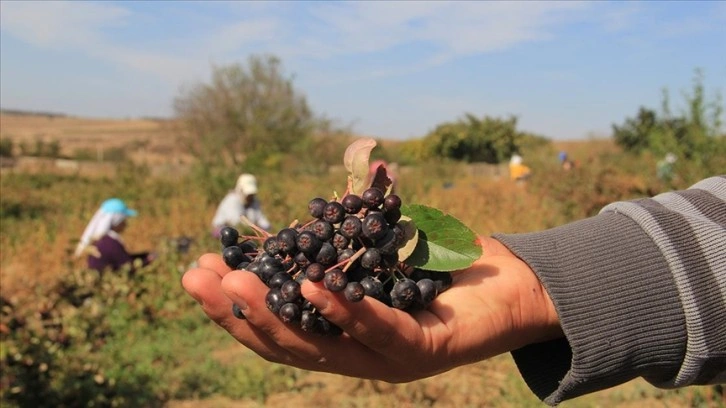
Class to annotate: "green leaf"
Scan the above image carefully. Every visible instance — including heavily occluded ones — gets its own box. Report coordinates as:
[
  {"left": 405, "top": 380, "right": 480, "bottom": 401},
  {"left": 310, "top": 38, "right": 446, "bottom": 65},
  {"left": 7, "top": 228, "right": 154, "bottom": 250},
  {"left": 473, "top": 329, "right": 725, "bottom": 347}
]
[{"left": 400, "top": 204, "right": 482, "bottom": 271}]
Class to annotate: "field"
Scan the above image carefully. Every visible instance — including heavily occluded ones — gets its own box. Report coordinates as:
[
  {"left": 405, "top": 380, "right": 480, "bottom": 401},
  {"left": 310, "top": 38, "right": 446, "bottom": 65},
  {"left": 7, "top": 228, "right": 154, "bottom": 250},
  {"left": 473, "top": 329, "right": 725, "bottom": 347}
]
[{"left": 1, "top": 114, "right": 723, "bottom": 407}]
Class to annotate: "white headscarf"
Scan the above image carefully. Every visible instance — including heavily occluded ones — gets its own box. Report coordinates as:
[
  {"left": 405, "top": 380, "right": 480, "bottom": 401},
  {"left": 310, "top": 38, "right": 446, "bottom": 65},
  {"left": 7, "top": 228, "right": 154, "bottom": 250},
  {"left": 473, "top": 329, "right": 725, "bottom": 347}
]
[{"left": 74, "top": 198, "right": 137, "bottom": 257}]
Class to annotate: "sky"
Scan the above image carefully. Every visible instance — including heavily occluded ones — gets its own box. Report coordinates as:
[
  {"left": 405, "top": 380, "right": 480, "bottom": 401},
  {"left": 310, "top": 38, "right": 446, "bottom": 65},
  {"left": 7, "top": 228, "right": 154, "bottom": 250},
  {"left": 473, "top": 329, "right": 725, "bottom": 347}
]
[{"left": 1, "top": 1, "right": 725, "bottom": 140}]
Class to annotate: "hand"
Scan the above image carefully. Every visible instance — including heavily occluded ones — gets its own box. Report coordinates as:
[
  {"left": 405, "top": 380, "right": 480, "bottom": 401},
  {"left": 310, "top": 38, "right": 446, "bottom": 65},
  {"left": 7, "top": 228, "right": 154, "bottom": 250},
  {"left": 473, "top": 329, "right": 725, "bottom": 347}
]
[{"left": 181, "top": 237, "right": 562, "bottom": 382}]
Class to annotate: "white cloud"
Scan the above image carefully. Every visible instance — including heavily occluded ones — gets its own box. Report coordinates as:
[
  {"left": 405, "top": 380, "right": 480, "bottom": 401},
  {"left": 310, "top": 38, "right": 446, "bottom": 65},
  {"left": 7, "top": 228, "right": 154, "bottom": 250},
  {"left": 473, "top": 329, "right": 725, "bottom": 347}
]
[
  {"left": 294, "top": 1, "right": 588, "bottom": 60},
  {"left": 0, "top": 1, "right": 592, "bottom": 87},
  {"left": 0, "top": 1, "right": 130, "bottom": 48},
  {"left": 0, "top": 1, "right": 203, "bottom": 86},
  {"left": 204, "top": 18, "right": 281, "bottom": 55}
]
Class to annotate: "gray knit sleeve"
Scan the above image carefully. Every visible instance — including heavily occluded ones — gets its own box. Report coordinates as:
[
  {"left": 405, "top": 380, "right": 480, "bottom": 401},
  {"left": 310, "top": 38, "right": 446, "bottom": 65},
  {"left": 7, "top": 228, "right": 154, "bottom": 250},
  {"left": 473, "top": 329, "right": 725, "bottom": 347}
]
[{"left": 492, "top": 175, "right": 726, "bottom": 405}]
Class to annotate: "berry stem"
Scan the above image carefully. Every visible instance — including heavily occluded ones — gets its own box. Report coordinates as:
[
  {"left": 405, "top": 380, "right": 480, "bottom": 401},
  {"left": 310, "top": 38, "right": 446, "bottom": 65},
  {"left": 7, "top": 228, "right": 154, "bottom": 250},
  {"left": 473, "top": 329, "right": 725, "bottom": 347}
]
[
  {"left": 342, "top": 247, "right": 367, "bottom": 272},
  {"left": 240, "top": 215, "right": 273, "bottom": 238}
]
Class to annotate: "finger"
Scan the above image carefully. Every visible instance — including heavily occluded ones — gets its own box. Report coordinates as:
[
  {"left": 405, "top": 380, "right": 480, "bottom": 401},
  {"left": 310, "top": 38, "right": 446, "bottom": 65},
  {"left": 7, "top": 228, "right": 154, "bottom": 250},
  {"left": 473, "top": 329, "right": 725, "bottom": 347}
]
[
  {"left": 300, "top": 280, "right": 444, "bottom": 364},
  {"left": 196, "top": 252, "right": 233, "bottom": 278},
  {"left": 221, "top": 271, "right": 416, "bottom": 380},
  {"left": 181, "top": 267, "right": 303, "bottom": 366}
]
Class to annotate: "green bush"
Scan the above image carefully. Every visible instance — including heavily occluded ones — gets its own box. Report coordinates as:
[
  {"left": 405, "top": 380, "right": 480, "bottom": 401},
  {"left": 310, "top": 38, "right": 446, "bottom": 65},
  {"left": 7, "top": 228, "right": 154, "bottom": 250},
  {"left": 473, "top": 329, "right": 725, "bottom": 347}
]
[
  {"left": 612, "top": 69, "right": 725, "bottom": 182},
  {"left": 0, "top": 137, "right": 14, "bottom": 157},
  {"left": 0, "top": 254, "right": 298, "bottom": 407}
]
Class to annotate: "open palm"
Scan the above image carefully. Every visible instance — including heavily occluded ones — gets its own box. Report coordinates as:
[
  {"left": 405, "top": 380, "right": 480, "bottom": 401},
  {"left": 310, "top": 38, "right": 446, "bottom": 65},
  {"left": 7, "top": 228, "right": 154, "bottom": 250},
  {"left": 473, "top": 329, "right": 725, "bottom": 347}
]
[{"left": 182, "top": 236, "right": 562, "bottom": 382}]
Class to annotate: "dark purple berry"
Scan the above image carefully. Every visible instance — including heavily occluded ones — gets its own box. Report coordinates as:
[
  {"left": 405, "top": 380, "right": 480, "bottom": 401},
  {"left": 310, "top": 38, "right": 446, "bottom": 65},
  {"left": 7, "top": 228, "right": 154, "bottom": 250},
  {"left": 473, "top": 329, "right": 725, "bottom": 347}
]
[
  {"left": 293, "top": 251, "right": 312, "bottom": 269},
  {"left": 390, "top": 278, "right": 420, "bottom": 310},
  {"left": 340, "top": 216, "right": 363, "bottom": 239},
  {"left": 305, "top": 263, "right": 325, "bottom": 282},
  {"left": 341, "top": 194, "right": 363, "bottom": 214},
  {"left": 344, "top": 282, "right": 365, "bottom": 302},
  {"left": 308, "top": 197, "right": 327, "bottom": 219},
  {"left": 238, "top": 241, "right": 258, "bottom": 256},
  {"left": 337, "top": 248, "right": 356, "bottom": 264},
  {"left": 276, "top": 228, "right": 298, "bottom": 254},
  {"left": 279, "top": 302, "right": 301, "bottom": 323},
  {"left": 259, "top": 257, "right": 284, "bottom": 282},
  {"left": 360, "top": 248, "right": 381, "bottom": 270},
  {"left": 222, "top": 246, "right": 250, "bottom": 269},
  {"left": 219, "top": 226, "right": 239, "bottom": 247},
  {"left": 383, "top": 207, "right": 401, "bottom": 225},
  {"left": 296, "top": 231, "right": 322, "bottom": 255},
  {"left": 416, "top": 278, "right": 438, "bottom": 306},
  {"left": 360, "top": 276, "right": 385, "bottom": 299},
  {"left": 331, "top": 233, "right": 350, "bottom": 250},
  {"left": 265, "top": 289, "right": 285, "bottom": 314},
  {"left": 383, "top": 194, "right": 402, "bottom": 211},
  {"left": 362, "top": 212, "right": 388, "bottom": 240},
  {"left": 246, "top": 261, "right": 262, "bottom": 278},
  {"left": 263, "top": 236, "right": 281, "bottom": 256},
  {"left": 300, "top": 310, "right": 319, "bottom": 332},
  {"left": 323, "top": 201, "right": 346, "bottom": 224},
  {"left": 410, "top": 269, "right": 453, "bottom": 294},
  {"left": 361, "top": 187, "right": 385, "bottom": 209},
  {"left": 311, "top": 219, "right": 334, "bottom": 242},
  {"left": 280, "top": 280, "right": 302, "bottom": 303},
  {"left": 375, "top": 230, "right": 398, "bottom": 256},
  {"left": 315, "top": 242, "right": 338, "bottom": 266},
  {"left": 268, "top": 271, "right": 292, "bottom": 289},
  {"left": 324, "top": 268, "right": 348, "bottom": 292}
]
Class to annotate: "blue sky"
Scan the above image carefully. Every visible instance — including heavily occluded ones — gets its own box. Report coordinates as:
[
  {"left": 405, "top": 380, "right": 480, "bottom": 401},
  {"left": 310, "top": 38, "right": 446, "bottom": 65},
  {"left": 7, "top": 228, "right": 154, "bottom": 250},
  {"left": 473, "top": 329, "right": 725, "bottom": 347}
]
[{"left": 1, "top": 1, "right": 724, "bottom": 140}]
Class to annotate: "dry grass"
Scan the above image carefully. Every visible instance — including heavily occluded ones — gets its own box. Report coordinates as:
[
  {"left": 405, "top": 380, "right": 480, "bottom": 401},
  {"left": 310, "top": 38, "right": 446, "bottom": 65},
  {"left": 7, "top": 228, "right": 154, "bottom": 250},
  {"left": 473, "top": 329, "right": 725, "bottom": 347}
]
[
  {"left": 1, "top": 116, "right": 723, "bottom": 408},
  {"left": 0, "top": 113, "right": 191, "bottom": 165}
]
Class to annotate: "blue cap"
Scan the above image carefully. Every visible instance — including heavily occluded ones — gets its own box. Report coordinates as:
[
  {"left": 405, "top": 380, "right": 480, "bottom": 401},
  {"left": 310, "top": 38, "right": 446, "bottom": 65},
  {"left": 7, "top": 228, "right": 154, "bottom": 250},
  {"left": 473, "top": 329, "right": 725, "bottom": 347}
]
[{"left": 100, "top": 198, "right": 138, "bottom": 217}]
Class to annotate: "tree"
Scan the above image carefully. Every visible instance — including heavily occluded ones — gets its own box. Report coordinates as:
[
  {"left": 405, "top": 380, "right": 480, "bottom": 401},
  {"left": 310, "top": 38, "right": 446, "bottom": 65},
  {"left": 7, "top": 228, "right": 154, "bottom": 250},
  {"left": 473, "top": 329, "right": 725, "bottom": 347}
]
[
  {"left": 612, "top": 107, "right": 658, "bottom": 153},
  {"left": 173, "top": 55, "right": 315, "bottom": 167},
  {"left": 422, "top": 114, "right": 528, "bottom": 164},
  {"left": 612, "top": 69, "right": 725, "bottom": 162}
]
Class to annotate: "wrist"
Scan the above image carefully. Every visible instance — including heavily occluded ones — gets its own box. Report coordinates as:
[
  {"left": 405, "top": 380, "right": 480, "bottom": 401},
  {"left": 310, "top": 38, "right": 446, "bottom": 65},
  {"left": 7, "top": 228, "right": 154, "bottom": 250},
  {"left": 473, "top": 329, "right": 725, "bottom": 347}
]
[{"left": 483, "top": 237, "right": 563, "bottom": 347}]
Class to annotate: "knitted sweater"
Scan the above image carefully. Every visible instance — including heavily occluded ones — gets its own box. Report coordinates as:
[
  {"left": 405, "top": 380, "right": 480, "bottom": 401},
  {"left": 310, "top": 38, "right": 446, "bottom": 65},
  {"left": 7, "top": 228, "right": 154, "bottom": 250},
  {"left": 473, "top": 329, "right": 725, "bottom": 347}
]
[{"left": 493, "top": 175, "right": 725, "bottom": 405}]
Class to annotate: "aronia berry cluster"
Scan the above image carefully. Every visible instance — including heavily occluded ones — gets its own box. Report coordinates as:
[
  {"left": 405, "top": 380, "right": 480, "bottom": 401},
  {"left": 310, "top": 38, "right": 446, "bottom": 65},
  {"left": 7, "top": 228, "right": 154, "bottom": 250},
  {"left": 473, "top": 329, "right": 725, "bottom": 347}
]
[{"left": 219, "top": 187, "right": 453, "bottom": 336}]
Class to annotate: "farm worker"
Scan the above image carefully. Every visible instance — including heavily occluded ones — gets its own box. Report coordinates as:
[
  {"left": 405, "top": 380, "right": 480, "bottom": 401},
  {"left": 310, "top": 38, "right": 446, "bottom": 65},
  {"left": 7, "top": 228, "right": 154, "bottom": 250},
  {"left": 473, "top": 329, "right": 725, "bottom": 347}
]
[
  {"left": 183, "top": 175, "right": 726, "bottom": 406},
  {"left": 508, "top": 154, "right": 531, "bottom": 182},
  {"left": 211, "top": 173, "right": 271, "bottom": 237},
  {"left": 74, "top": 198, "right": 156, "bottom": 273},
  {"left": 657, "top": 152, "right": 677, "bottom": 182}
]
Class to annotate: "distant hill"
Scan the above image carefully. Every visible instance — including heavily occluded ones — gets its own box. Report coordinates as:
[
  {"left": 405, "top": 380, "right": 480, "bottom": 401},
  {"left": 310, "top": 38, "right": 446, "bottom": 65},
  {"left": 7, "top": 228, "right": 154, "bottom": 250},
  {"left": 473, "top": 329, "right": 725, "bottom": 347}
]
[
  {"left": 0, "top": 112, "right": 189, "bottom": 166},
  {"left": 0, "top": 108, "right": 68, "bottom": 118}
]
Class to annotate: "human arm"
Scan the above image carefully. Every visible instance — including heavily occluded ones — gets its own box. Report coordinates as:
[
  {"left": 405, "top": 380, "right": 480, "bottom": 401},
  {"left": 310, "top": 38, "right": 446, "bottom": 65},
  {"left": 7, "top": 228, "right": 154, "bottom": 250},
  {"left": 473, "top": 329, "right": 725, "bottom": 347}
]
[
  {"left": 181, "top": 175, "right": 725, "bottom": 403},
  {"left": 181, "top": 237, "right": 562, "bottom": 381},
  {"left": 494, "top": 175, "right": 726, "bottom": 404},
  {"left": 245, "top": 199, "right": 271, "bottom": 231}
]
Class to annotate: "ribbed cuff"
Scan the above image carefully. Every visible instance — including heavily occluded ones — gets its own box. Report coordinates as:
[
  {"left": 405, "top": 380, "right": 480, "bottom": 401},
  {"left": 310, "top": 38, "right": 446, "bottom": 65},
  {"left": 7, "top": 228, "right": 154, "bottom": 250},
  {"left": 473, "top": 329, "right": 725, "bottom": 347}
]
[{"left": 493, "top": 212, "right": 687, "bottom": 405}]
